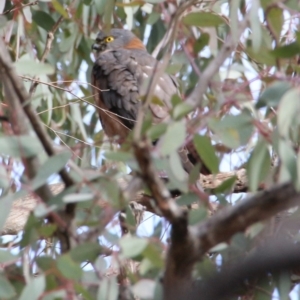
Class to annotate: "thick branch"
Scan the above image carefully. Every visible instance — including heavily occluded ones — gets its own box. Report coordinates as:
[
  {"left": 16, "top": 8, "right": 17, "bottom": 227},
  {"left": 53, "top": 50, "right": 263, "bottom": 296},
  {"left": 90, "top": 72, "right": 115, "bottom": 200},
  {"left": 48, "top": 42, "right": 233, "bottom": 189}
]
[
  {"left": 1, "top": 169, "right": 248, "bottom": 236},
  {"left": 0, "top": 38, "right": 74, "bottom": 251},
  {"left": 133, "top": 139, "right": 183, "bottom": 222},
  {"left": 0, "top": 38, "right": 53, "bottom": 220},
  {"left": 190, "top": 239, "right": 300, "bottom": 300},
  {"left": 194, "top": 182, "right": 299, "bottom": 258}
]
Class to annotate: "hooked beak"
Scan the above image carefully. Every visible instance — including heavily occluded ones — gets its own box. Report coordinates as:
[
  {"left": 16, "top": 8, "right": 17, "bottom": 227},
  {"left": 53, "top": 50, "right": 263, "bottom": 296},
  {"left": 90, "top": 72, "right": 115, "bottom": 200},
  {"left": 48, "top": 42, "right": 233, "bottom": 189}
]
[{"left": 92, "top": 43, "right": 100, "bottom": 51}]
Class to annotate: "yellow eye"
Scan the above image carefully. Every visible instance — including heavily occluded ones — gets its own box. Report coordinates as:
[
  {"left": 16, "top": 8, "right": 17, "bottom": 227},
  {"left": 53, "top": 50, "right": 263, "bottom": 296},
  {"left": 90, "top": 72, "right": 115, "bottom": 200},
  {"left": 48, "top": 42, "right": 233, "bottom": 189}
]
[{"left": 105, "top": 36, "right": 114, "bottom": 43}]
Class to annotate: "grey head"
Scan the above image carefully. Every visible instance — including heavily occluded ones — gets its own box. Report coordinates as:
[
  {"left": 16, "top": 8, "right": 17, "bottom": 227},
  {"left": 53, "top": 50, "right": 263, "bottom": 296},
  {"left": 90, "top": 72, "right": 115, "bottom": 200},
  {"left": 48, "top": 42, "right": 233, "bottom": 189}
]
[{"left": 92, "top": 28, "right": 146, "bottom": 53}]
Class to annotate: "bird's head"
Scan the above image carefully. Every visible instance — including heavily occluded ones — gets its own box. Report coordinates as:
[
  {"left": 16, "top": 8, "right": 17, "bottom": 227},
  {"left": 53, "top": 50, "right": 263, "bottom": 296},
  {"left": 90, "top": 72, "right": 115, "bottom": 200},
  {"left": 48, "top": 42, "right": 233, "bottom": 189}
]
[{"left": 92, "top": 29, "right": 146, "bottom": 53}]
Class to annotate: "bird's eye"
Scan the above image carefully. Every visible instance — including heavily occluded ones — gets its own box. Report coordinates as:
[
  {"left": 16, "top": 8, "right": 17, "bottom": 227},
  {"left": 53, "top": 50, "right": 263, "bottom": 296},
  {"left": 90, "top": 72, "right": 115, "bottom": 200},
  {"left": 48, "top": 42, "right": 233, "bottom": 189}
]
[{"left": 105, "top": 36, "right": 114, "bottom": 43}]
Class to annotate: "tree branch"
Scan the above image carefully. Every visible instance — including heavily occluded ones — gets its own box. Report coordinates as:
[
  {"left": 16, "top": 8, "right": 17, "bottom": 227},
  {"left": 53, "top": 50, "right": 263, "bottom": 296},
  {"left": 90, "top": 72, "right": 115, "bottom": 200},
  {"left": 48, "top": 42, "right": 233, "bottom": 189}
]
[
  {"left": 185, "top": 17, "right": 248, "bottom": 107},
  {"left": 0, "top": 37, "right": 75, "bottom": 252},
  {"left": 1, "top": 169, "right": 248, "bottom": 236},
  {"left": 194, "top": 182, "right": 299, "bottom": 259},
  {"left": 190, "top": 239, "right": 300, "bottom": 300}
]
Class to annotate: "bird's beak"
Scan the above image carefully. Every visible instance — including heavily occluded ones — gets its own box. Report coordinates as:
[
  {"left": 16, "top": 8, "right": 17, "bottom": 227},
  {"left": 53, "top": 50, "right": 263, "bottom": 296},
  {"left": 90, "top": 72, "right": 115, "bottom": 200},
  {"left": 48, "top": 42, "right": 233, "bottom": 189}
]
[{"left": 92, "top": 43, "right": 100, "bottom": 51}]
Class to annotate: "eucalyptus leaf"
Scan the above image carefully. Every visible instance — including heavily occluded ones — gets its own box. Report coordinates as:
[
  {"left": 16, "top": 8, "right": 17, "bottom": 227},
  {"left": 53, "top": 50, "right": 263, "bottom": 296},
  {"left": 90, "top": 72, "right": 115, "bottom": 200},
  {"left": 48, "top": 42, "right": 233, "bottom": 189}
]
[
  {"left": 97, "top": 277, "right": 118, "bottom": 300},
  {"left": 32, "top": 11, "right": 55, "bottom": 31},
  {"left": 0, "top": 136, "right": 44, "bottom": 157},
  {"left": 247, "top": 139, "right": 271, "bottom": 192},
  {"left": 193, "top": 135, "right": 219, "bottom": 174},
  {"left": 57, "top": 255, "right": 83, "bottom": 280},
  {"left": 120, "top": 236, "right": 148, "bottom": 258},
  {"left": 19, "top": 276, "right": 45, "bottom": 300},
  {"left": 161, "top": 120, "right": 186, "bottom": 155},
  {"left": 0, "top": 274, "right": 16, "bottom": 298},
  {"left": 15, "top": 60, "right": 55, "bottom": 76},
  {"left": 183, "top": 12, "right": 225, "bottom": 27}
]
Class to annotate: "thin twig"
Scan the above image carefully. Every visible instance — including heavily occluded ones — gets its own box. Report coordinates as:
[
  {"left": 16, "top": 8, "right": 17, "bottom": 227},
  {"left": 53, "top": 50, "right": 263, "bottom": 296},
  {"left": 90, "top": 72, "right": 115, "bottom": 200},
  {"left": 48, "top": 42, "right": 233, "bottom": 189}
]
[
  {"left": 0, "top": 0, "right": 38, "bottom": 16},
  {"left": 29, "top": 16, "right": 64, "bottom": 95},
  {"left": 186, "top": 17, "right": 249, "bottom": 108},
  {"left": 0, "top": 25, "right": 75, "bottom": 252}
]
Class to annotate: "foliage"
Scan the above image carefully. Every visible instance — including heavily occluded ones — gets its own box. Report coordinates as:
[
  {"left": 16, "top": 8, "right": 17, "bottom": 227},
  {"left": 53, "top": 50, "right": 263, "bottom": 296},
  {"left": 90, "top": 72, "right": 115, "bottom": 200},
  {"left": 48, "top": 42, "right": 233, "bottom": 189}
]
[{"left": 0, "top": 0, "right": 300, "bottom": 299}]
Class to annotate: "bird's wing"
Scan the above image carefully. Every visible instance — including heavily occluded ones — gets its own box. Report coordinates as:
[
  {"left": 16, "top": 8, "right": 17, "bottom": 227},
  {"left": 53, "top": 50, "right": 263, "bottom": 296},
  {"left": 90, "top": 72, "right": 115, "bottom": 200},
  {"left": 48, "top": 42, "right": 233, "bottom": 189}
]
[
  {"left": 134, "top": 51, "right": 179, "bottom": 124},
  {"left": 93, "top": 48, "right": 178, "bottom": 130}
]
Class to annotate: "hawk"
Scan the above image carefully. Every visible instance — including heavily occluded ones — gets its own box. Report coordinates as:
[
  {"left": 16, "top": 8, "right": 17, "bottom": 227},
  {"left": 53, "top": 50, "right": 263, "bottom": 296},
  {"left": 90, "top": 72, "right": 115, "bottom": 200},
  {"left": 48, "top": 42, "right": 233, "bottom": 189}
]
[{"left": 91, "top": 28, "right": 210, "bottom": 175}]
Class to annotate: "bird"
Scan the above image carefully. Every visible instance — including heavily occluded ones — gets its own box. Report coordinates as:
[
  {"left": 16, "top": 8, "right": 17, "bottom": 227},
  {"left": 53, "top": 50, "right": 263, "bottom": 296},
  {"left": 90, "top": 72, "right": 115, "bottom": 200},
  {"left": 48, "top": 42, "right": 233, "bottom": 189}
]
[{"left": 91, "top": 28, "right": 210, "bottom": 175}]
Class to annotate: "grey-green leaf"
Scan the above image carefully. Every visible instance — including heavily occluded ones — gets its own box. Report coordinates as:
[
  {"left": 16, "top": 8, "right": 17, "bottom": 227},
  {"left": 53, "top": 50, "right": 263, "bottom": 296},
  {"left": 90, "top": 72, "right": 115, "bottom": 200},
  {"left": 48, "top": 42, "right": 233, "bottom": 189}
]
[
  {"left": 19, "top": 276, "right": 45, "bottom": 300},
  {"left": 120, "top": 236, "right": 148, "bottom": 258},
  {"left": 15, "top": 60, "right": 55, "bottom": 76},
  {"left": 247, "top": 139, "right": 271, "bottom": 192},
  {"left": 193, "top": 135, "right": 219, "bottom": 174},
  {"left": 182, "top": 12, "right": 225, "bottom": 27},
  {"left": 161, "top": 120, "right": 186, "bottom": 155},
  {"left": 0, "top": 274, "right": 16, "bottom": 298}
]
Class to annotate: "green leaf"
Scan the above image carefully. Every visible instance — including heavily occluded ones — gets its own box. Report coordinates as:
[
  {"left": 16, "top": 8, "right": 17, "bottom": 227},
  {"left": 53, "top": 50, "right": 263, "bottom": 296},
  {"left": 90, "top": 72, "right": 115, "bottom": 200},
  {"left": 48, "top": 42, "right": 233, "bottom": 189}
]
[
  {"left": 63, "top": 193, "right": 94, "bottom": 203},
  {"left": 144, "top": 0, "right": 164, "bottom": 2},
  {"left": 143, "top": 243, "right": 164, "bottom": 268},
  {"left": 57, "top": 255, "right": 83, "bottom": 280},
  {"left": 208, "top": 112, "right": 253, "bottom": 149},
  {"left": 120, "top": 236, "right": 148, "bottom": 258},
  {"left": 169, "top": 151, "right": 187, "bottom": 182},
  {"left": 0, "top": 16, "right": 7, "bottom": 29},
  {"left": 279, "top": 140, "right": 297, "bottom": 185},
  {"left": 0, "top": 0, "right": 5, "bottom": 14},
  {"left": 246, "top": 44, "right": 276, "bottom": 66},
  {"left": 95, "top": 0, "right": 107, "bottom": 15},
  {"left": 52, "top": 0, "right": 69, "bottom": 18},
  {"left": 36, "top": 256, "right": 56, "bottom": 271},
  {"left": 147, "top": 12, "right": 160, "bottom": 25},
  {"left": 253, "top": 277, "right": 274, "bottom": 300},
  {"left": 20, "top": 213, "right": 41, "bottom": 248},
  {"left": 215, "top": 176, "right": 237, "bottom": 194},
  {"left": 0, "top": 190, "right": 26, "bottom": 234},
  {"left": 271, "top": 42, "right": 300, "bottom": 58},
  {"left": 152, "top": 220, "right": 162, "bottom": 238},
  {"left": 15, "top": 60, "right": 55, "bottom": 76},
  {"left": 161, "top": 120, "right": 186, "bottom": 155},
  {"left": 266, "top": 7, "right": 283, "bottom": 41},
  {"left": 177, "top": 193, "right": 198, "bottom": 206},
  {"left": 95, "top": 257, "right": 107, "bottom": 274},
  {"left": 172, "top": 102, "right": 193, "bottom": 120},
  {"left": 0, "top": 274, "right": 16, "bottom": 298},
  {"left": 19, "top": 276, "right": 45, "bottom": 300},
  {"left": 276, "top": 271, "right": 291, "bottom": 300},
  {"left": 189, "top": 206, "right": 207, "bottom": 225},
  {"left": 23, "top": 5, "right": 32, "bottom": 23},
  {"left": 0, "top": 165, "right": 9, "bottom": 189},
  {"left": 59, "top": 34, "right": 77, "bottom": 53},
  {"left": 250, "top": 0, "right": 262, "bottom": 52},
  {"left": 0, "top": 136, "right": 43, "bottom": 157},
  {"left": 38, "top": 224, "right": 57, "bottom": 237},
  {"left": 104, "top": 151, "right": 134, "bottom": 162},
  {"left": 182, "top": 12, "right": 225, "bottom": 27},
  {"left": 256, "top": 82, "right": 291, "bottom": 108},
  {"left": 31, "top": 152, "right": 71, "bottom": 190},
  {"left": 70, "top": 243, "right": 102, "bottom": 263},
  {"left": 193, "top": 33, "right": 210, "bottom": 53},
  {"left": 247, "top": 139, "right": 271, "bottom": 192},
  {"left": 32, "top": 10, "right": 55, "bottom": 31},
  {"left": 277, "top": 88, "right": 300, "bottom": 138},
  {"left": 193, "top": 135, "right": 219, "bottom": 174},
  {"left": 229, "top": 0, "right": 241, "bottom": 44},
  {"left": 97, "top": 277, "right": 118, "bottom": 300},
  {"left": 0, "top": 249, "right": 17, "bottom": 263},
  {"left": 70, "top": 103, "right": 88, "bottom": 141},
  {"left": 147, "top": 123, "right": 167, "bottom": 141},
  {"left": 132, "top": 279, "right": 156, "bottom": 299}
]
